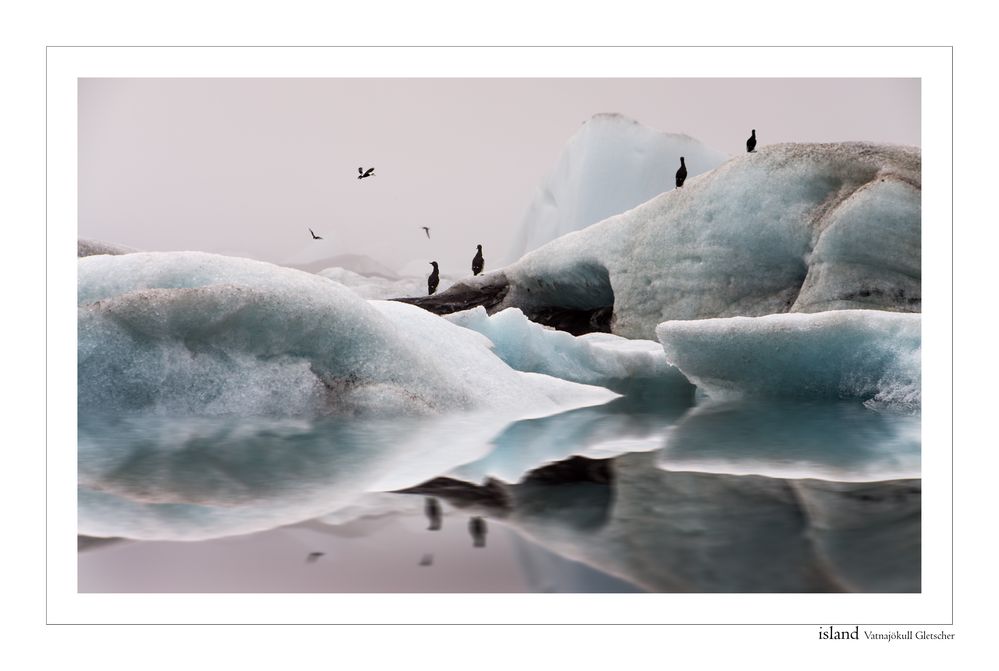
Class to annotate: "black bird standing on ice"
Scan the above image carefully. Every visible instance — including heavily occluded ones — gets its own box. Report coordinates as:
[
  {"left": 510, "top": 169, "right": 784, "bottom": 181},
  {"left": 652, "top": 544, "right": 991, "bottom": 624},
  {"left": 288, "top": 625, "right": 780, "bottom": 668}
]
[
  {"left": 471, "top": 244, "right": 484, "bottom": 276},
  {"left": 420, "top": 226, "right": 431, "bottom": 239},
  {"left": 308, "top": 228, "right": 323, "bottom": 240},
  {"left": 675, "top": 156, "right": 687, "bottom": 188},
  {"left": 358, "top": 167, "right": 375, "bottom": 179},
  {"left": 425, "top": 497, "right": 442, "bottom": 531},
  {"left": 427, "top": 261, "right": 440, "bottom": 295},
  {"left": 469, "top": 516, "right": 487, "bottom": 548},
  {"left": 747, "top": 129, "right": 757, "bottom": 153}
]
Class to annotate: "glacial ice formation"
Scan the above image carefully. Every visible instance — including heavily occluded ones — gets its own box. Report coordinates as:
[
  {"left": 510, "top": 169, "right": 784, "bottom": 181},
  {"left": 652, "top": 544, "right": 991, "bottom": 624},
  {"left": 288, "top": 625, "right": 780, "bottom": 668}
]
[
  {"left": 428, "top": 143, "right": 920, "bottom": 339},
  {"left": 506, "top": 113, "right": 728, "bottom": 262},
  {"left": 445, "top": 306, "right": 693, "bottom": 396},
  {"left": 78, "top": 238, "right": 138, "bottom": 257},
  {"left": 78, "top": 252, "right": 616, "bottom": 418},
  {"left": 656, "top": 310, "right": 920, "bottom": 405}
]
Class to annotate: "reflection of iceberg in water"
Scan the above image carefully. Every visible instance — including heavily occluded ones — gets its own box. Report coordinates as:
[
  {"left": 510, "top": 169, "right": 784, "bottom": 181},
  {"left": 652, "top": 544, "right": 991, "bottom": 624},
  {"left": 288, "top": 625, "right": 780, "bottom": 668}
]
[
  {"left": 405, "top": 452, "right": 920, "bottom": 592},
  {"left": 79, "top": 412, "right": 524, "bottom": 541},
  {"left": 450, "top": 393, "right": 693, "bottom": 483},
  {"left": 658, "top": 399, "right": 920, "bottom": 481}
]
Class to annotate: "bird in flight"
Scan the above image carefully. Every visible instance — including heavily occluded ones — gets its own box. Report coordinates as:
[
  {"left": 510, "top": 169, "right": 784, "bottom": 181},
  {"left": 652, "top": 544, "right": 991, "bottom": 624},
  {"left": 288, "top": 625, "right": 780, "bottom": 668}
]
[
  {"left": 358, "top": 167, "right": 375, "bottom": 179},
  {"left": 420, "top": 226, "right": 431, "bottom": 239},
  {"left": 308, "top": 228, "right": 323, "bottom": 240}
]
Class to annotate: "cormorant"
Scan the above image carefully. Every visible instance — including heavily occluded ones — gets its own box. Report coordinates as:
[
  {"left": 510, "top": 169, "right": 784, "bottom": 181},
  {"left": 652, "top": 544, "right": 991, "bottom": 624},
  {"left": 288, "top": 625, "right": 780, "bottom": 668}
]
[
  {"left": 428, "top": 261, "right": 440, "bottom": 295},
  {"left": 747, "top": 129, "right": 757, "bottom": 153},
  {"left": 358, "top": 167, "right": 375, "bottom": 179},
  {"left": 471, "top": 244, "right": 484, "bottom": 276},
  {"left": 675, "top": 156, "right": 687, "bottom": 188},
  {"left": 469, "top": 516, "right": 487, "bottom": 548},
  {"left": 308, "top": 228, "right": 323, "bottom": 240},
  {"left": 420, "top": 226, "right": 431, "bottom": 239}
]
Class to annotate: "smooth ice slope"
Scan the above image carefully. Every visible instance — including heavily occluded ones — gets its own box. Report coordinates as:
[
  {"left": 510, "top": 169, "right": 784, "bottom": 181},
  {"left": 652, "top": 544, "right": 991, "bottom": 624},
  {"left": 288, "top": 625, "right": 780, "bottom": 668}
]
[
  {"left": 78, "top": 252, "right": 616, "bottom": 418},
  {"left": 656, "top": 310, "right": 920, "bottom": 406},
  {"left": 506, "top": 114, "right": 728, "bottom": 263},
  {"left": 497, "top": 143, "right": 920, "bottom": 338},
  {"left": 446, "top": 306, "right": 692, "bottom": 396}
]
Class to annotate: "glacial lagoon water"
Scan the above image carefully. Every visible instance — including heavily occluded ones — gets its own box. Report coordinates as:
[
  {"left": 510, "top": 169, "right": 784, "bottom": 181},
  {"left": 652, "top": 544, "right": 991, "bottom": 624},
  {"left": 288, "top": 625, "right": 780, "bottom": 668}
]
[{"left": 78, "top": 394, "right": 920, "bottom": 593}]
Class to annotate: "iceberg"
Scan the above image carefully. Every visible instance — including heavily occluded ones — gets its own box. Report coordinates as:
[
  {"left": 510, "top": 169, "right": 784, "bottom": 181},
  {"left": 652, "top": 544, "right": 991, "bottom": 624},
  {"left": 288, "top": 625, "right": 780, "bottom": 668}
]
[
  {"left": 318, "top": 266, "right": 456, "bottom": 300},
  {"left": 506, "top": 113, "right": 728, "bottom": 263},
  {"left": 78, "top": 252, "right": 616, "bottom": 418},
  {"left": 656, "top": 310, "right": 920, "bottom": 406},
  {"left": 420, "top": 143, "right": 920, "bottom": 339},
  {"left": 445, "top": 306, "right": 693, "bottom": 396}
]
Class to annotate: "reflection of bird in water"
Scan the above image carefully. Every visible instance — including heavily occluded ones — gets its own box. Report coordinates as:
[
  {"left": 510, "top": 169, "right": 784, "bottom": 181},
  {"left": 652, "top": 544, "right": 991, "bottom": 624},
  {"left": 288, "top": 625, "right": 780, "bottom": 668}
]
[
  {"left": 428, "top": 261, "right": 440, "bottom": 295},
  {"left": 469, "top": 516, "right": 487, "bottom": 548},
  {"left": 306, "top": 552, "right": 325, "bottom": 563},
  {"left": 420, "top": 226, "right": 431, "bottom": 239},
  {"left": 419, "top": 553, "right": 434, "bottom": 566},
  {"left": 425, "top": 497, "right": 442, "bottom": 530}
]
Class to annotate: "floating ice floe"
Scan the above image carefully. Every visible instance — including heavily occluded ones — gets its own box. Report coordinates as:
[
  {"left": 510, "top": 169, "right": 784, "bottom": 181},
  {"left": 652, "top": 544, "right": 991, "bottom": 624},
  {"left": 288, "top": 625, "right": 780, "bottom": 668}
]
[
  {"left": 656, "top": 309, "right": 920, "bottom": 407},
  {"left": 78, "top": 252, "right": 616, "bottom": 418},
  {"left": 445, "top": 306, "right": 693, "bottom": 396}
]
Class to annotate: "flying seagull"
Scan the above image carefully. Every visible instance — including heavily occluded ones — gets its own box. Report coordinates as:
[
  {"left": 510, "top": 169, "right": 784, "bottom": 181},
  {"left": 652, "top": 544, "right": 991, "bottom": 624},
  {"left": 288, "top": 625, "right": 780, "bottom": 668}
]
[
  {"left": 308, "top": 228, "right": 323, "bottom": 240},
  {"left": 675, "top": 156, "right": 687, "bottom": 188},
  {"left": 747, "top": 129, "right": 757, "bottom": 153},
  {"left": 358, "top": 167, "right": 375, "bottom": 179},
  {"left": 420, "top": 226, "right": 431, "bottom": 239}
]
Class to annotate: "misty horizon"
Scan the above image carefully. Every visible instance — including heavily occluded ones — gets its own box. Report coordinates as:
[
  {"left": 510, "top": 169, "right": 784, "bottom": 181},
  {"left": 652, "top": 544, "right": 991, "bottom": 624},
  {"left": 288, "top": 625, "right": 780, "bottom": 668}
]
[{"left": 78, "top": 77, "right": 919, "bottom": 275}]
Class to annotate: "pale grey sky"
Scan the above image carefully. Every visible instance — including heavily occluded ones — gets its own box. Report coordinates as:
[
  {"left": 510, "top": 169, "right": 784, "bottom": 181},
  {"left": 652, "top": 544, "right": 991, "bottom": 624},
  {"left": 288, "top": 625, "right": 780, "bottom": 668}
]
[{"left": 78, "top": 78, "right": 919, "bottom": 273}]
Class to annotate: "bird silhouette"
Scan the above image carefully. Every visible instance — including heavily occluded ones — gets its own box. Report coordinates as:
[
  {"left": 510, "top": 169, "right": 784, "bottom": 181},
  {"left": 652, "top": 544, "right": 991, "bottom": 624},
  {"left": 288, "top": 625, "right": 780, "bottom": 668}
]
[
  {"left": 471, "top": 244, "right": 484, "bottom": 276},
  {"left": 469, "top": 516, "right": 487, "bottom": 548},
  {"left": 358, "top": 167, "right": 375, "bottom": 179},
  {"left": 420, "top": 226, "right": 431, "bottom": 239},
  {"left": 308, "top": 228, "right": 323, "bottom": 240},
  {"left": 675, "top": 156, "right": 687, "bottom": 188},
  {"left": 306, "top": 552, "right": 325, "bottom": 563},
  {"left": 425, "top": 497, "right": 442, "bottom": 531},
  {"left": 428, "top": 261, "right": 440, "bottom": 295},
  {"left": 747, "top": 129, "right": 757, "bottom": 153}
]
